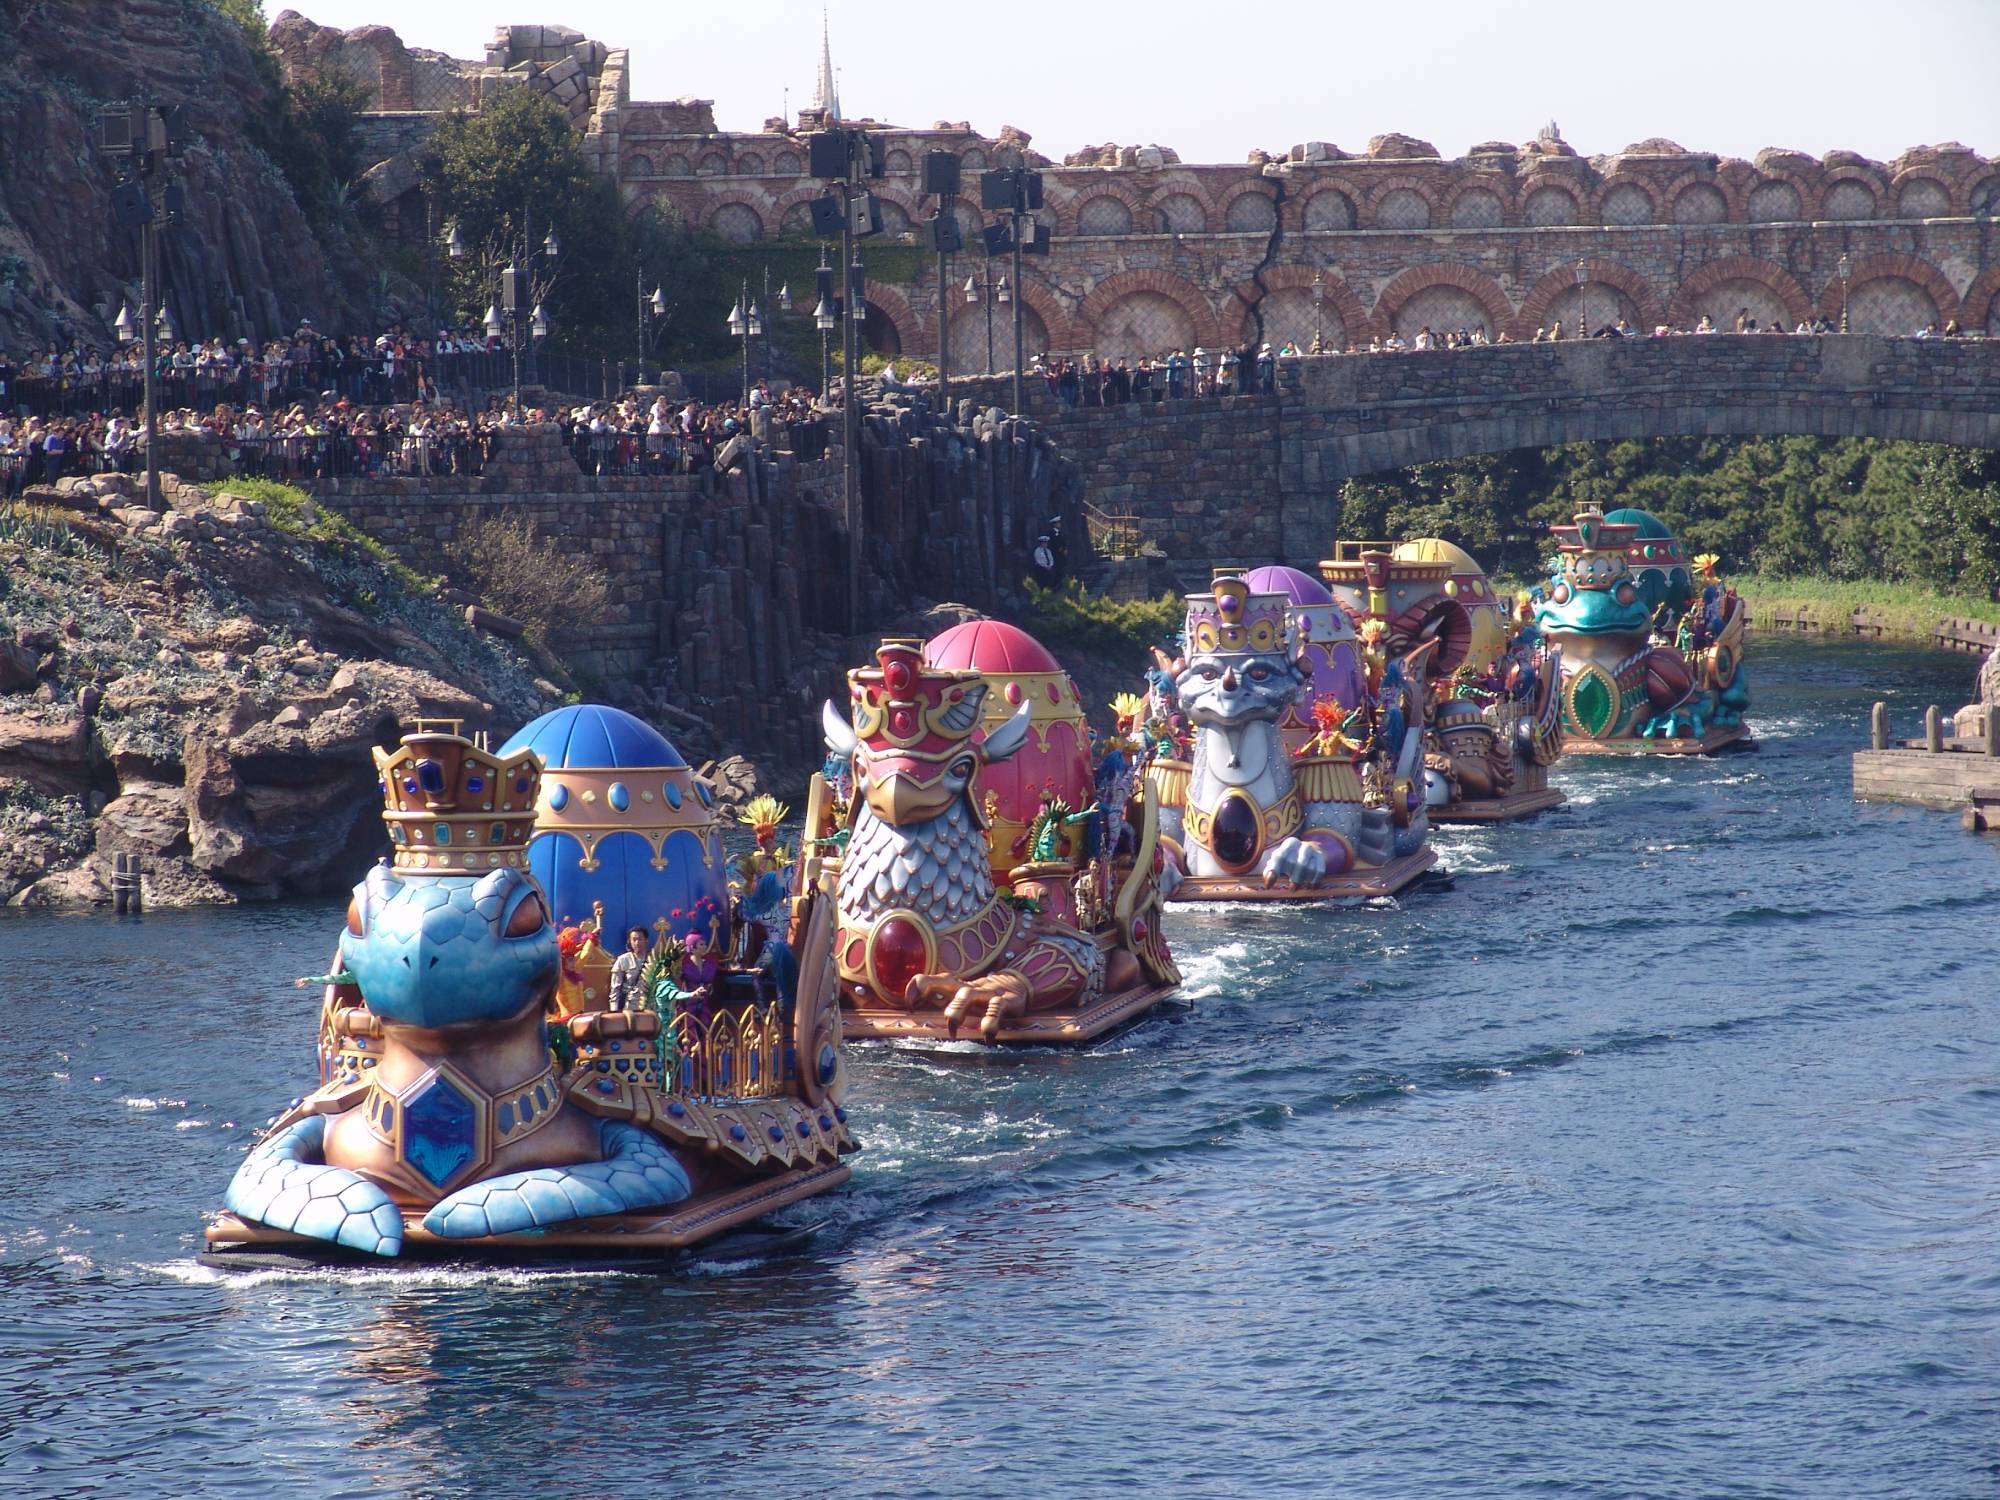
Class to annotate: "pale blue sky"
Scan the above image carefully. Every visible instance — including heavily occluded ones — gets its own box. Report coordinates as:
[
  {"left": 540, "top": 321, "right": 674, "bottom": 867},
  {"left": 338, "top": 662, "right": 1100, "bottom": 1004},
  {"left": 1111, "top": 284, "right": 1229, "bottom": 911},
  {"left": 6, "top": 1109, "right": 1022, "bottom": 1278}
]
[{"left": 277, "top": 0, "right": 2000, "bottom": 164}]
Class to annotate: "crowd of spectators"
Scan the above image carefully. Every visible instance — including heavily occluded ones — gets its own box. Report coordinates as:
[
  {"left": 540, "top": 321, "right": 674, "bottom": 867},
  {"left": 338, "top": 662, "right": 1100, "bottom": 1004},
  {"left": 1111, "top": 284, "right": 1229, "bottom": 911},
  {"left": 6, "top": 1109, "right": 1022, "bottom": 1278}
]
[{"left": 557, "top": 381, "right": 829, "bottom": 476}]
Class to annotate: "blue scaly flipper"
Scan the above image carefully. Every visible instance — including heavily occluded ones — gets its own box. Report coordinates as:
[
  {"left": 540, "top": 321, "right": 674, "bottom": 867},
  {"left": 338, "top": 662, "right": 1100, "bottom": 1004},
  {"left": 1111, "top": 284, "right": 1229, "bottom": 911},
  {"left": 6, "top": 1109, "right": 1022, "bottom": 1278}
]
[
  {"left": 223, "top": 1115, "right": 405, "bottom": 1257},
  {"left": 420, "top": 1122, "right": 692, "bottom": 1239}
]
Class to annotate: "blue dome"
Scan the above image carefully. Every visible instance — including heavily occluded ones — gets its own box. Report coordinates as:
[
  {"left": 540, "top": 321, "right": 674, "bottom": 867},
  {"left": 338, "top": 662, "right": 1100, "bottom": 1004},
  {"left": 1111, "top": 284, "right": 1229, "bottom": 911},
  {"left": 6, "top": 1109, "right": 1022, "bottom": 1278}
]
[
  {"left": 500, "top": 704, "right": 687, "bottom": 769},
  {"left": 529, "top": 830, "right": 727, "bottom": 944}
]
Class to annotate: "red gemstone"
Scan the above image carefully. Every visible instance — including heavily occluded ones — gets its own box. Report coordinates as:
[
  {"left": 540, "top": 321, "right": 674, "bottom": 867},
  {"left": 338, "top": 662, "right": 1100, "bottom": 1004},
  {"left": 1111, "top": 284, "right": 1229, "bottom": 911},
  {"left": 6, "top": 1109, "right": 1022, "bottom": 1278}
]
[
  {"left": 1132, "top": 917, "right": 1149, "bottom": 942},
  {"left": 884, "top": 657, "right": 915, "bottom": 695},
  {"left": 873, "top": 917, "right": 929, "bottom": 999},
  {"left": 889, "top": 706, "right": 917, "bottom": 738}
]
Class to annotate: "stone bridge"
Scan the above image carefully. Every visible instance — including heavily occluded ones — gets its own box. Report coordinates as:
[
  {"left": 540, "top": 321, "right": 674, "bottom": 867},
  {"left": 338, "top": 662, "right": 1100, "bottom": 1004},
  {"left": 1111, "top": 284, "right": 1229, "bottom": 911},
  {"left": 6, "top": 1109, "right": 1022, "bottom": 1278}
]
[{"left": 966, "top": 335, "right": 2000, "bottom": 572}]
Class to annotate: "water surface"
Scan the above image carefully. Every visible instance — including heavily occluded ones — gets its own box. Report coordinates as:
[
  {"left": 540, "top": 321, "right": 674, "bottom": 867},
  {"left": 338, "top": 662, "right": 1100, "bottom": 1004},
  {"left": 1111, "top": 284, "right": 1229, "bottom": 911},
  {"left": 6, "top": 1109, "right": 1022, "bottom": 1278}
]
[{"left": 2, "top": 638, "right": 1995, "bottom": 1498}]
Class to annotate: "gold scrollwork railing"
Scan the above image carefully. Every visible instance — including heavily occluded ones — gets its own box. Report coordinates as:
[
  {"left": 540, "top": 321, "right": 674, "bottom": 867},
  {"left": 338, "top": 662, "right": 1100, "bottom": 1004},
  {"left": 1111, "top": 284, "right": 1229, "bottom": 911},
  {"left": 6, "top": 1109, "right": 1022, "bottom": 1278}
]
[{"left": 660, "top": 1001, "right": 790, "bottom": 1102}]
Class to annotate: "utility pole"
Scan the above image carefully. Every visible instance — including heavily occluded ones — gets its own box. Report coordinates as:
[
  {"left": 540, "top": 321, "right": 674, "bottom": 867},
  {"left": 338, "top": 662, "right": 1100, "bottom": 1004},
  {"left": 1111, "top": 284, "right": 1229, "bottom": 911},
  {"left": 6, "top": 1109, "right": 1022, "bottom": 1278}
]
[{"left": 102, "top": 101, "right": 186, "bottom": 512}]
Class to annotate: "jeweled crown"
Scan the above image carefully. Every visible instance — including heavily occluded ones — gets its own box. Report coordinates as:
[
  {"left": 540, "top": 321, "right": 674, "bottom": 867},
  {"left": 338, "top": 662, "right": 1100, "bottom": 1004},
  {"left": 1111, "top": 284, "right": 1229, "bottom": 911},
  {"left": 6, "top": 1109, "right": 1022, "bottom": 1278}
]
[
  {"left": 1184, "top": 570, "right": 1289, "bottom": 655},
  {"left": 373, "top": 720, "right": 543, "bottom": 874},
  {"left": 847, "top": 638, "right": 987, "bottom": 758},
  {"left": 1549, "top": 504, "right": 1640, "bottom": 560}
]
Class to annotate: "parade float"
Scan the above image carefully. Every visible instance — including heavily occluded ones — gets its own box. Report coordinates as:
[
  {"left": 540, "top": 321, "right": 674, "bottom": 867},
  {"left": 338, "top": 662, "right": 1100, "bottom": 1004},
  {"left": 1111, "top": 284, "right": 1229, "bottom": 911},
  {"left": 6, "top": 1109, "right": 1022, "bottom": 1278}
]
[
  {"left": 1535, "top": 505, "right": 1752, "bottom": 754},
  {"left": 1141, "top": 568, "right": 1437, "bottom": 901},
  {"left": 797, "top": 624, "right": 1179, "bottom": 1044},
  {"left": 204, "top": 706, "right": 855, "bottom": 1267},
  {"left": 1316, "top": 541, "right": 1566, "bottom": 823}
]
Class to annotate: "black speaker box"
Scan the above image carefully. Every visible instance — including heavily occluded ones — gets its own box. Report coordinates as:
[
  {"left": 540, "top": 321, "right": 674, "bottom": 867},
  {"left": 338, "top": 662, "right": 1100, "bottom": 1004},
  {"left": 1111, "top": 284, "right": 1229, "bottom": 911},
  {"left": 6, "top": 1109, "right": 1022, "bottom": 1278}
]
[
  {"left": 1024, "top": 223, "right": 1051, "bottom": 256},
  {"left": 980, "top": 169, "right": 1016, "bottom": 212},
  {"left": 809, "top": 193, "right": 846, "bottom": 237},
  {"left": 927, "top": 213, "right": 963, "bottom": 253},
  {"left": 922, "top": 150, "right": 961, "bottom": 196},
  {"left": 982, "top": 222, "right": 1013, "bottom": 257},
  {"left": 808, "top": 130, "right": 849, "bottom": 180}
]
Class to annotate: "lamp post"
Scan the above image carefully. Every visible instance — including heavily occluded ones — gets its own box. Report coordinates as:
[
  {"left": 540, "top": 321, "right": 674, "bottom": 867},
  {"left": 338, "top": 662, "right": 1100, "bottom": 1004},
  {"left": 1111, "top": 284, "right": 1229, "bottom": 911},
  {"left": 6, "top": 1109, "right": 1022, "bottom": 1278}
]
[
  {"left": 636, "top": 274, "right": 667, "bottom": 382},
  {"left": 727, "top": 280, "right": 761, "bottom": 407},
  {"left": 964, "top": 272, "right": 998, "bottom": 375},
  {"left": 814, "top": 249, "right": 835, "bottom": 396},
  {"left": 1838, "top": 253, "right": 1851, "bottom": 334},
  {"left": 499, "top": 216, "right": 560, "bottom": 416},
  {"left": 1312, "top": 269, "right": 1325, "bottom": 352},
  {"left": 100, "top": 100, "right": 186, "bottom": 511},
  {"left": 1574, "top": 258, "right": 1589, "bottom": 339}
]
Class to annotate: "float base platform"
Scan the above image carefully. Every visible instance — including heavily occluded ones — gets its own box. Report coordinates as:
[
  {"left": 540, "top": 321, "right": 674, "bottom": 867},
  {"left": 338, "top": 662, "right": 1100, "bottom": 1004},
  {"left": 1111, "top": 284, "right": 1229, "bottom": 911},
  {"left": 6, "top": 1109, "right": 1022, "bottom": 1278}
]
[
  {"left": 1431, "top": 787, "right": 1567, "bottom": 824},
  {"left": 842, "top": 981, "right": 1178, "bottom": 1045},
  {"left": 1564, "top": 725, "right": 1752, "bottom": 756},
  {"left": 199, "top": 1161, "right": 851, "bottom": 1270},
  {"left": 1168, "top": 845, "right": 1438, "bottom": 903}
]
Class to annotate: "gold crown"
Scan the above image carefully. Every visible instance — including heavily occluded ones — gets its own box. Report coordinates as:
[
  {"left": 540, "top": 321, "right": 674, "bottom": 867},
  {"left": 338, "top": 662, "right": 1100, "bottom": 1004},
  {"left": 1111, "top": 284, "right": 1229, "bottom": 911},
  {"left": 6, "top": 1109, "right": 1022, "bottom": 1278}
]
[{"left": 373, "top": 719, "right": 543, "bottom": 875}]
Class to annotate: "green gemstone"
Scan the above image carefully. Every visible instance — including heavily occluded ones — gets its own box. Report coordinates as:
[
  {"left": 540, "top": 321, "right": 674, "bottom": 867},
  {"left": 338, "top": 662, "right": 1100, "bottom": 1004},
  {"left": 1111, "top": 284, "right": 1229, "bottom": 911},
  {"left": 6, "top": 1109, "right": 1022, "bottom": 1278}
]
[{"left": 1571, "top": 670, "right": 1617, "bottom": 738}]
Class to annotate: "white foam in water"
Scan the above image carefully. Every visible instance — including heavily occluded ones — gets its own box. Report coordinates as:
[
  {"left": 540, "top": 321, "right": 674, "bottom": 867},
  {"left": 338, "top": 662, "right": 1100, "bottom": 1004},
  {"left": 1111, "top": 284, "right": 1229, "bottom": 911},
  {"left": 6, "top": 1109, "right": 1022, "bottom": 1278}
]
[
  {"left": 123, "top": 1097, "right": 187, "bottom": 1111},
  {"left": 144, "top": 1258, "right": 642, "bottom": 1290},
  {"left": 174, "top": 1119, "right": 208, "bottom": 1130}
]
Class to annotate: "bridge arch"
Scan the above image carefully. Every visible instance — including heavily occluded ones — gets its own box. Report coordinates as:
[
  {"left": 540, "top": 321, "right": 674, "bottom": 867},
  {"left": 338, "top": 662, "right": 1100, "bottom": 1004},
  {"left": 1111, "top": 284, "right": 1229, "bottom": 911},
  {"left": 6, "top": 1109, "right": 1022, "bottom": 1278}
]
[
  {"left": 1669, "top": 256, "right": 1813, "bottom": 329},
  {"left": 1819, "top": 253, "right": 1960, "bottom": 333},
  {"left": 1373, "top": 263, "right": 1513, "bottom": 341},
  {"left": 1517, "top": 258, "right": 1665, "bottom": 336},
  {"left": 1077, "top": 269, "right": 1223, "bottom": 355},
  {"left": 1229, "top": 266, "right": 1371, "bottom": 351}
]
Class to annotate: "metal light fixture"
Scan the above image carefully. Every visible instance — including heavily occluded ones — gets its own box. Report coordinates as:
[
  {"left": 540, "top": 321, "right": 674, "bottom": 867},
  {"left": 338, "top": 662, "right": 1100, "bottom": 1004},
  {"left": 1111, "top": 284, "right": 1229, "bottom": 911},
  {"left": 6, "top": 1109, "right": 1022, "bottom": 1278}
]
[
  {"left": 542, "top": 228, "right": 561, "bottom": 258},
  {"left": 747, "top": 302, "right": 763, "bottom": 338},
  {"left": 114, "top": 302, "right": 134, "bottom": 343},
  {"left": 446, "top": 223, "right": 465, "bottom": 259},
  {"left": 650, "top": 285, "right": 667, "bottom": 318},
  {"left": 963, "top": 275, "right": 979, "bottom": 304},
  {"left": 727, "top": 298, "right": 746, "bottom": 336},
  {"left": 1574, "top": 258, "right": 1588, "bottom": 337},
  {"left": 996, "top": 276, "right": 1012, "bottom": 305},
  {"left": 814, "top": 296, "right": 836, "bottom": 331},
  {"left": 156, "top": 307, "right": 175, "bottom": 344},
  {"left": 483, "top": 303, "right": 503, "bottom": 339},
  {"left": 1838, "top": 253, "right": 1851, "bottom": 333},
  {"left": 530, "top": 304, "right": 549, "bottom": 340},
  {"left": 777, "top": 282, "right": 793, "bottom": 313}
]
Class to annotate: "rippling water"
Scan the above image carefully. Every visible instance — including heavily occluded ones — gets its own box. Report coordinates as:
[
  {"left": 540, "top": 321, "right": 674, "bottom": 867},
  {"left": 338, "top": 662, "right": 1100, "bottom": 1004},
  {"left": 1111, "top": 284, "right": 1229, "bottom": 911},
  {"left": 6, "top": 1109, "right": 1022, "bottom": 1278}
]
[{"left": 3, "top": 638, "right": 1997, "bottom": 1499}]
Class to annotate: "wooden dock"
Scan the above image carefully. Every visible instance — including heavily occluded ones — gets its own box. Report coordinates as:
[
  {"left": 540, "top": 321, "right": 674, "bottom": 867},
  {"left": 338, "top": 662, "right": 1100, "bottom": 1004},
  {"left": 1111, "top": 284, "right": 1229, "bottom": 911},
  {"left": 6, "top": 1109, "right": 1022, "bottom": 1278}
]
[
  {"left": 1851, "top": 701, "right": 2000, "bottom": 830},
  {"left": 1757, "top": 604, "right": 1999, "bottom": 657}
]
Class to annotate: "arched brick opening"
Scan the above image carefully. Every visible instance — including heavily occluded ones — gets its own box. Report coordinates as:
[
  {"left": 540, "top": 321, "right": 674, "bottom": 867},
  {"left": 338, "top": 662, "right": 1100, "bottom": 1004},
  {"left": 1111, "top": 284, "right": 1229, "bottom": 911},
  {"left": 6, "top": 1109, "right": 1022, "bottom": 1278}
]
[
  {"left": 1822, "top": 254, "right": 1960, "bottom": 333},
  {"left": 1365, "top": 177, "right": 1439, "bottom": 230},
  {"left": 1229, "top": 266, "right": 1371, "bottom": 351},
  {"left": 1299, "top": 186, "right": 1359, "bottom": 231},
  {"left": 858, "top": 282, "right": 921, "bottom": 358},
  {"left": 1746, "top": 177, "right": 1805, "bottom": 222},
  {"left": 1517, "top": 259, "right": 1665, "bottom": 337},
  {"left": 1065, "top": 184, "right": 1145, "bottom": 237},
  {"left": 702, "top": 198, "right": 767, "bottom": 242},
  {"left": 1960, "top": 266, "right": 2000, "bottom": 337},
  {"left": 1221, "top": 186, "right": 1280, "bottom": 233},
  {"left": 1815, "top": 170, "right": 1883, "bottom": 220},
  {"left": 1076, "top": 269, "right": 1222, "bottom": 352},
  {"left": 946, "top": 301, "right": 1049, "bottom": 375},
  {"left": 1894, "top": 175, "right": 1952, "bottom": 219},
  {"left": 771, "top": 185, "right": 830, "bottom": 239},
  {"left": 1148, "top": 189, "right": 1211, "bottom": 233},
  {"left": 1373, "top": 263, "right": 1513, "bottom": 342},
  {"left": 1595, "top": 179, "right": 1659, "bottom": 226},
  {"left": 1444, "top": 184, "right": 1507, "bottom": 228},
  {"left": 1520, "top": 180, "right": 1583, "bottom": 226},
  {"left": 1669, "top": 256, "right": 1813, "bottom": 328}
]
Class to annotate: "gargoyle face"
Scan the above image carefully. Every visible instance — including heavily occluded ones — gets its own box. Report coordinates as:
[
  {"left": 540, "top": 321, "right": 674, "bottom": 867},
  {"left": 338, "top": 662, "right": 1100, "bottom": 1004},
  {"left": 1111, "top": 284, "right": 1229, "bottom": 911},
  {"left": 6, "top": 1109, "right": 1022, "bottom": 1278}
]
[{"left": 1174, "top": 648, "right": 1307, "bottom": 729}]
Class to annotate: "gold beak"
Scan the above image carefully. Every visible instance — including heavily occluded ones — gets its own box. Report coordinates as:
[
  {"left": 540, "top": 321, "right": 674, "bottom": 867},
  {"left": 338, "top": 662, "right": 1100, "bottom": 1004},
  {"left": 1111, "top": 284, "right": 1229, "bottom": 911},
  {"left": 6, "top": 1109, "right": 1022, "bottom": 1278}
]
[{"left": 867, "top": 772, "right": 955, "bottom": 824}]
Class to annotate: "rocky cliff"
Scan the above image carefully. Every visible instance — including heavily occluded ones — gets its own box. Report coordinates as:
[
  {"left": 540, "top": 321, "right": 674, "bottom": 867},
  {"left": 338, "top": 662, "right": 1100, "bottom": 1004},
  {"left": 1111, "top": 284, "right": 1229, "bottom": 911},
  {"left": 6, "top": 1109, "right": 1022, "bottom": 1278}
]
[
  {"left": 0, "top": 0, "right": 367, "bottom": 353},
  {"left": 0, "top": 471, "right": 559, "bottom": 907}
]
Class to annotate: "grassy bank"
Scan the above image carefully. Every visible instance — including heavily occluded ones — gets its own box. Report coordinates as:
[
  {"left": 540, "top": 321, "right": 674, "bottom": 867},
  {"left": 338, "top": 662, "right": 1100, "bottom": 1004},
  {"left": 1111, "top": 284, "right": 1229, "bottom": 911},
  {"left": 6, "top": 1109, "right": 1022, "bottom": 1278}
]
[{"left": 1732, "top": 575, "right": 2000, "bottom": 641}]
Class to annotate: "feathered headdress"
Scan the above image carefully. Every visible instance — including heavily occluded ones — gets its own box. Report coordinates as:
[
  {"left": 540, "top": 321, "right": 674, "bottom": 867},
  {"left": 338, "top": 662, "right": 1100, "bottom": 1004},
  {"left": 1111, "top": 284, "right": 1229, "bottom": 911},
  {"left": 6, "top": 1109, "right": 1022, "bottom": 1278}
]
[
  {"left": 1693, "top": 553, "right": 1722, "bottom": 582},
  {"left": 737, "top": 794, "right": 789, "bottom": 837},
  {"left": 1110, "top": 692, "right": 1147, "bottom": 728}
]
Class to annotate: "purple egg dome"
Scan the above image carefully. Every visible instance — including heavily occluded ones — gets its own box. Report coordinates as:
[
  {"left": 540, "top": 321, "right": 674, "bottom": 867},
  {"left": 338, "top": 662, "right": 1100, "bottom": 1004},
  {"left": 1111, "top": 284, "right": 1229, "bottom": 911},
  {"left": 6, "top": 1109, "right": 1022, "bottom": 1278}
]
[{"left": 1243, "top": 564, "right": 1333, "bottom": 606}]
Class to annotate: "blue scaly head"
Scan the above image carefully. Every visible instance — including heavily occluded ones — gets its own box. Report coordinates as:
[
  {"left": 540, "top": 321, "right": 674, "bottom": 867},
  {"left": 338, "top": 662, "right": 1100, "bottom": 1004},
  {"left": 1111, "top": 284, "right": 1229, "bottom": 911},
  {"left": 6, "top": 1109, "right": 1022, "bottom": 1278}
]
[{"left": 338, "top": 863, "right": 559, "bottom": 1028}]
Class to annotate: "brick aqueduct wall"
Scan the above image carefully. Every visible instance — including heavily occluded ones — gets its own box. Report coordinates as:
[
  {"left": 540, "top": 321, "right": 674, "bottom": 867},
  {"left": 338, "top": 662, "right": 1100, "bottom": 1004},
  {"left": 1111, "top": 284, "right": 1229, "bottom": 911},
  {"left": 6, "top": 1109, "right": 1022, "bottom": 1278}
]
[
  {"left": 277, "top": 15, "right": 2000, "bottom": 368},
  {"left": 955, "top": 334, "right": 2000, "bottom": 574},
  {"left": 301, "top": 404, "right": 1081, "bottom": 765}
]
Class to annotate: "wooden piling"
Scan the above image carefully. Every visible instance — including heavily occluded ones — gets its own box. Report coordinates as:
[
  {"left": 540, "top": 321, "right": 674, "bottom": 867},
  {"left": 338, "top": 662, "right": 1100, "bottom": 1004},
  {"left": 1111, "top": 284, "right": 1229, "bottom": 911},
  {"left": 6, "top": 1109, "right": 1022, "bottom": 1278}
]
[
  {"left": 1871, "top": 701, "right": 1889, "bottom": 751},
  {"left": 112, "top": 852, "right": 142, "bottom": 914},
  {"left": 1925, "top": 706, "right": 1943, "bottom": 753},
  {"left": 1987, "top": 708, "right": 2000, "bottom": 758}
]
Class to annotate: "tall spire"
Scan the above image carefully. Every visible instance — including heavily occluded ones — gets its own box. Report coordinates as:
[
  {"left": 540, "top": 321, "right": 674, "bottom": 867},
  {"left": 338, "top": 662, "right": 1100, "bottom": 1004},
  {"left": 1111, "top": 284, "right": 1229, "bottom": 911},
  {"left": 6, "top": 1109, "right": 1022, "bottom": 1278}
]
[{"left": 815, "top": 3, "right": 840, "bottom": 121}]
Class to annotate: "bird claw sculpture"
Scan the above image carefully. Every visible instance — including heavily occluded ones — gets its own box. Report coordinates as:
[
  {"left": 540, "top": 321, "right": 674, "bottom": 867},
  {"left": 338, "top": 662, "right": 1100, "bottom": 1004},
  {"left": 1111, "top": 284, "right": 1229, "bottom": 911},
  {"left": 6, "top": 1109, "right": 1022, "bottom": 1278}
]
[
  {"left": 911, "top": 972, "right": 1032, "bottom": 1041},
  {"left": 223, "top": 1115, "right": 404, "bottom": 1257},
  {"left": 1261, "top": 835, "right": 1327, "bottom": 889},
  {"left": 422, "top": 1122, "right": 691, "bottom": 1238}
]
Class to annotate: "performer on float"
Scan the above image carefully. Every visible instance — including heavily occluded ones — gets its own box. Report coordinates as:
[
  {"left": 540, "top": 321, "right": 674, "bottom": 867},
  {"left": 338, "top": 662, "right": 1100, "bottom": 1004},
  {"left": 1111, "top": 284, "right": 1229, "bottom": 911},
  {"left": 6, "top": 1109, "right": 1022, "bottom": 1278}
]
[
  {"left": 731, "top": 795, "right": 790, "bottom": 893},
  {"left": 1534, "top": 504, "right": 1752, "bottom": 753},
  {"left": 206, "top": 708, "right": 855, "bottom": 1266},
  {"left": 1144, "top": 569, "right": 1437, "bottom": 901},
  {"left": 796, "top": 626, "right": 1178, "bottom": 1044}
]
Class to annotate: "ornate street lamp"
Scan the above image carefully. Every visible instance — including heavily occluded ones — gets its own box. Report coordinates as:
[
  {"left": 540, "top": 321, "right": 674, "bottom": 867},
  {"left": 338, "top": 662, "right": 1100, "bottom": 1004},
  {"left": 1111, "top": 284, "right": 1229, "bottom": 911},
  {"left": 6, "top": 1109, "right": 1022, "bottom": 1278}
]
[
  {"left": 542, "top": 227, "right": 561, "bottom": 259},
  {"left": 1311, "top": 269, "right": 1325, "bottom": 351},
  {"left": 114, "top": 302, "right": 134, "bottom": 343},
  {"left": 729, "top": 282, "right": 752, "bottom": 405},
  {"left": 483, "top": 303, "right": 503, "bottom": 340},
  {"left": 446, "top": 222, "right": 465, "bottom": 260},
  {"left": 1574, "top": 258, "right": 1588, "bottom": 339},
  {"left": 1838, "top": 253, "right": 1851, "bottom": 334}
]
